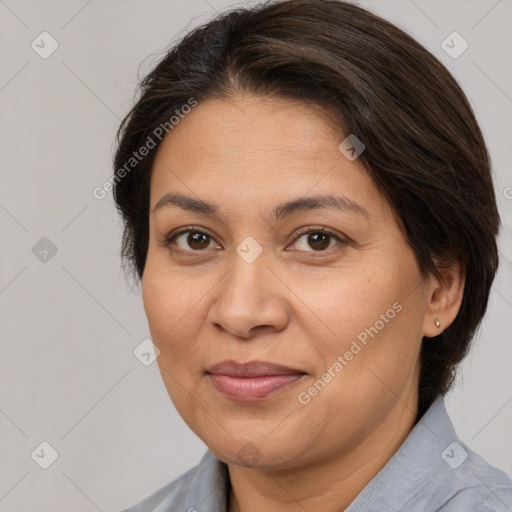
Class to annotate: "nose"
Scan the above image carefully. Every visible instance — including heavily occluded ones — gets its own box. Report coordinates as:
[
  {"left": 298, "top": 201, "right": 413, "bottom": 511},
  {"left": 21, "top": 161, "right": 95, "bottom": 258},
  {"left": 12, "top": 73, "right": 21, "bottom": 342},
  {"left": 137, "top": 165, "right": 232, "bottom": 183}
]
[{"left": 206, "top": 252, "right": 289, "bottom": 340}]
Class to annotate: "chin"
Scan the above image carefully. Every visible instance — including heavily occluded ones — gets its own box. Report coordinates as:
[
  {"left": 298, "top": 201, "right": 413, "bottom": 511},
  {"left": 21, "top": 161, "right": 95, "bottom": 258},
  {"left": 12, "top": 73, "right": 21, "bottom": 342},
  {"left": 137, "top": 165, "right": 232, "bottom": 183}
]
[{"left": 202, "top": 429, "right": 309, "bottom": 470}]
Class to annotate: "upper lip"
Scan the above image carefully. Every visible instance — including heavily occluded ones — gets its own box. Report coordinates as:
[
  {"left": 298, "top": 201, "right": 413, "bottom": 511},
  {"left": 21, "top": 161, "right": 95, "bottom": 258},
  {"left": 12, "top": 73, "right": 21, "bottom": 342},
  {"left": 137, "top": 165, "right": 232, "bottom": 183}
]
[{"left": 205, "top": 360, "right": 306, "bottom": 377}]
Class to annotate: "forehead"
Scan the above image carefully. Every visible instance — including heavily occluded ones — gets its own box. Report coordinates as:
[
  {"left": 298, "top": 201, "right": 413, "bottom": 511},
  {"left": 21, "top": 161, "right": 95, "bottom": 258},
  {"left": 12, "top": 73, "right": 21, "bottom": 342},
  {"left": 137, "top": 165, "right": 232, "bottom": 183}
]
[
  {"left": 155, "top": 95, "right": 342, "bottom": 158},
  {"left": 149, "top": 95, "right": 385, "bottom": 219}
]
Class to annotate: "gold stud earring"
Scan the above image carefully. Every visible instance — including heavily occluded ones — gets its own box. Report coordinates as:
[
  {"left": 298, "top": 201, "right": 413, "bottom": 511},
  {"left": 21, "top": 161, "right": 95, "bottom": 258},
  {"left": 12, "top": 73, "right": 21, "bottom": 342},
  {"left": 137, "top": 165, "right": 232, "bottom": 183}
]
[{"left": 435, "top": 319, "right": 441, "bottom": 328}]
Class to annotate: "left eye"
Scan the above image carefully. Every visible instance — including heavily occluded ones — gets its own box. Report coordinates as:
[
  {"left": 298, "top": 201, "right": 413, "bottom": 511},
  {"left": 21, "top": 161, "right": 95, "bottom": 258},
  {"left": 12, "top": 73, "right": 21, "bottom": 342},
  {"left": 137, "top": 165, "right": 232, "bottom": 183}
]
[{"left": 291, "top": 230, "right": 345, "bottom": 252}]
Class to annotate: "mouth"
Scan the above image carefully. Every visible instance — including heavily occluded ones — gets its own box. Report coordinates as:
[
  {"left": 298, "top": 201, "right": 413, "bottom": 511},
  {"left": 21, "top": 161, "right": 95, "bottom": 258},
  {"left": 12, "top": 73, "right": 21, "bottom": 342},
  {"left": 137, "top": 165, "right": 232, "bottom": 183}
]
[{"left": 205, "top": 360, "right": 307, "bottom": 401}]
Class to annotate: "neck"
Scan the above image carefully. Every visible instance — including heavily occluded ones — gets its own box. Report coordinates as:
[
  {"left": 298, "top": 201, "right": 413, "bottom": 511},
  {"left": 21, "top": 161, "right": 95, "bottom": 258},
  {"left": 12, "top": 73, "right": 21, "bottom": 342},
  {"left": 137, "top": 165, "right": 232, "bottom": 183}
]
[{"left": 227, "top": 392, "right": 418, "bottom": 512}]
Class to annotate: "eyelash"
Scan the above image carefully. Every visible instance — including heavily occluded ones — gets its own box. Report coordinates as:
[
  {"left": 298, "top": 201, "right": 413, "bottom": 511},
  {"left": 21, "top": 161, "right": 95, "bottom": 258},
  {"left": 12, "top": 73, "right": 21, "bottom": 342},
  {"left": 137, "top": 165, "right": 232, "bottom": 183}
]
[{"left": 158, "top": 225, "right": 348, "bottom": 256}]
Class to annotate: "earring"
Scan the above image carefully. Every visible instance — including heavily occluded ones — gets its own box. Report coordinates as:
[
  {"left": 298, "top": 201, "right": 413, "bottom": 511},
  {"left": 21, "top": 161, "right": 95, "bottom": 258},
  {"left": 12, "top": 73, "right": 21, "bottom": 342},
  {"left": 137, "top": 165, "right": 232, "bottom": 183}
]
[{"left": 435, "top": 319, "right": 441, "bottom": 328}]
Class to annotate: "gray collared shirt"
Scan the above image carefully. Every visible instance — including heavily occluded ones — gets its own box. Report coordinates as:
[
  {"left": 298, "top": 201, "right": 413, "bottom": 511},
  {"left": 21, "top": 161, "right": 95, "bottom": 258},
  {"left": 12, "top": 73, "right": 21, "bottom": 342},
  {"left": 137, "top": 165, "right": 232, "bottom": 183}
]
[{"left": 122, "top": 396, "right": 512, "bottom": 511}]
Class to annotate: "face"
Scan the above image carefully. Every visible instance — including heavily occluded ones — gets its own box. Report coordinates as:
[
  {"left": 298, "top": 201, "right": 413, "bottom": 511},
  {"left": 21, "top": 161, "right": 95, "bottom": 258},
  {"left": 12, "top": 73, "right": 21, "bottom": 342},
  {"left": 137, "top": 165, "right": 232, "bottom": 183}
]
[{"left": 142, "top": 95, "right": 433, "bottom": 470}]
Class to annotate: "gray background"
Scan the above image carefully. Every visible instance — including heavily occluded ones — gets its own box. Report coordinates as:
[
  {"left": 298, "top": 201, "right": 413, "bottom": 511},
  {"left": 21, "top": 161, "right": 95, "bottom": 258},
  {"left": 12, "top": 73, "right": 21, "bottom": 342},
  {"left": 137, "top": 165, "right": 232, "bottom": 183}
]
[{"left": 0, "top": 0, "right": 511, "bottom": 510}]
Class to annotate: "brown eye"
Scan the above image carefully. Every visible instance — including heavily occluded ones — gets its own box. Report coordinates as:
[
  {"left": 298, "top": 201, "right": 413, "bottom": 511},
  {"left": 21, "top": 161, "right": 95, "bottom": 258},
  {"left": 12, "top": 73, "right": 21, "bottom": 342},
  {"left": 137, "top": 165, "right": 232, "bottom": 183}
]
[
  {"left": 186, "top": 232, "right": 211, "bottom": 250},
  {"left": 306, "top": 232, "right": 331, "bottom": 251},
  {"left": 292, "top": 228, "right": 345, "bottom": 253},
  {"left": 168, "top": 230, "right": 218, "bottom": 251}
]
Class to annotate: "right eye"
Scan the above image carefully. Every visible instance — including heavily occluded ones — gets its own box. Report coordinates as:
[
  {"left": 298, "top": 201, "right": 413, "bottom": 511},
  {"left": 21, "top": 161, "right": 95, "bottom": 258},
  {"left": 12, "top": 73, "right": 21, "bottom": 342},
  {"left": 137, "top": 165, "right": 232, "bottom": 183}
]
[{"left": 160, "top": 227, "right": 222, "bottom": 253}]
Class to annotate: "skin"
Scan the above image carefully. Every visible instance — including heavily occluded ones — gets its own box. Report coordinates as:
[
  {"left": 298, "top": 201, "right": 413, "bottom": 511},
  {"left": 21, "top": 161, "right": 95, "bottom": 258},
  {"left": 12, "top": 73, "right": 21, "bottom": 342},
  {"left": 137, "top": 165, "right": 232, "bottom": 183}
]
[{"left": 142, "top": 94, "right": 465, "bottom": 512}]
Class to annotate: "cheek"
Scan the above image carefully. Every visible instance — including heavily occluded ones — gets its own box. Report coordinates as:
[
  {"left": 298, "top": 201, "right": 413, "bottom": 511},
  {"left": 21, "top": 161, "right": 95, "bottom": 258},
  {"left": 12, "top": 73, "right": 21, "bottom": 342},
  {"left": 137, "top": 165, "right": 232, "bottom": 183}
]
[
  {"left": 142, "top": 266, "right": 205, "bottom": 415},
  {"left": 142, "top": 270, "right": 172, "bottom": 339},
  {"left": 304, "top": 264, "right": 399, "bottom": 343},
  {"left": 142, "top": 263, "right": 204, "bottom": 355},
  {"left": 305, "top": 253, "right": 425, "bottom": 383}
]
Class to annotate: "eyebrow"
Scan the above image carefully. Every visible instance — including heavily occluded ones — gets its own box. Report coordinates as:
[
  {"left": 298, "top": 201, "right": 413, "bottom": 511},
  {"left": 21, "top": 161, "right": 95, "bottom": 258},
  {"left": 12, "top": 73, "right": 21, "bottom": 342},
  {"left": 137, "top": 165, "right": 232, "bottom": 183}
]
[{"left": 152, "top": 192, "right": 369, "bottom": 222}]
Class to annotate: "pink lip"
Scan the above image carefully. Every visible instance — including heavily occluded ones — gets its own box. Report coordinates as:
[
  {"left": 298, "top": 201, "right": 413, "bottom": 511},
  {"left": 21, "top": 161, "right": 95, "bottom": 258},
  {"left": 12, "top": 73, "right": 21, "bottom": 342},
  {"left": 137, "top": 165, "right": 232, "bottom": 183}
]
[{"left": 206, "top": 360, "right": 306, "bottom": 401}]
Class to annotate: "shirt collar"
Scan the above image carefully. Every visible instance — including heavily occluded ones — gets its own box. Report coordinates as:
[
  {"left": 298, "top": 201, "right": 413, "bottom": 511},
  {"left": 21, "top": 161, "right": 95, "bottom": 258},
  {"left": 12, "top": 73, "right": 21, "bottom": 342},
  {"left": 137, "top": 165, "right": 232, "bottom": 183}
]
[
  {"left": 345, "top": 395, "right": 458, "bottom": 511},
  {"left": 180, "top": 396, "right": 460, "bottom": 512}
]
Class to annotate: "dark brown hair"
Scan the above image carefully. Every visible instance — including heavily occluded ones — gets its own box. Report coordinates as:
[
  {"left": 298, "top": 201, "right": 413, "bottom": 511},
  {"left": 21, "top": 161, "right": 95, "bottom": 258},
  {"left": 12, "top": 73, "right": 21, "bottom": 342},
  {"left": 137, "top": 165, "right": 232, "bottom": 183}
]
[{"left": 112, "top": 0, "right": 500, "bottom": 419}]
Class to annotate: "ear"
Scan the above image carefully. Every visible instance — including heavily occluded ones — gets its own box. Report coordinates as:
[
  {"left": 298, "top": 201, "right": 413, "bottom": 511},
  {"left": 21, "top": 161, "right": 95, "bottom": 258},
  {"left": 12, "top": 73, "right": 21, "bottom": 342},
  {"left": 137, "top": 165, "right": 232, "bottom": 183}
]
[{"left": 423, "top": 258, "right": 466, "bottom": 338}]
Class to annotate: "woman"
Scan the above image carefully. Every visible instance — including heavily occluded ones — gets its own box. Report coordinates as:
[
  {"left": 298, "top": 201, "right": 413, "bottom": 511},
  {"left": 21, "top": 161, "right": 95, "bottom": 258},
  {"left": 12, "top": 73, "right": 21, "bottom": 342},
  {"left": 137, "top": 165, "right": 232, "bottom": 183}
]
[{"left": 113, "top": 0, "right": 512, "bottom": 510}]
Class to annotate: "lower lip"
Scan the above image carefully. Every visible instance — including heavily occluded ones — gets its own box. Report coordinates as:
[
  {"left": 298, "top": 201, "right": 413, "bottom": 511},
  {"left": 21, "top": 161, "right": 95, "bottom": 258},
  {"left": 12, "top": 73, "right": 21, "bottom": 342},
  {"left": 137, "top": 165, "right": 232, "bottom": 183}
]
[{"left": 207, "top": 373, "right": 305, "bottom": 401}]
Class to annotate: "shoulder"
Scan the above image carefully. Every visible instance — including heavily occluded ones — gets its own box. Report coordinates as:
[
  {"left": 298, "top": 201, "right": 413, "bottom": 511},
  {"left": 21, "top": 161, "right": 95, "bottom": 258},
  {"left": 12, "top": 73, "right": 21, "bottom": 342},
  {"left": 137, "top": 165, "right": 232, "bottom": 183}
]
[
  {"left": 119, "top": 450, "right": 228, "bottom": 512},
  {"left": 420, "top": 396, "right": 512, "bottom": 511},
  {"left": 120, "top": 465, "right": 199, "bottom": 512},
  {"left": 346, "top": 396, "right": 512, "bottom": 512},
  {"left": 434, "top": 441, "right": 512, "bottom": 512},
  {"left": 417, "top": 397, "right": 512, "bottom": 511}
]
